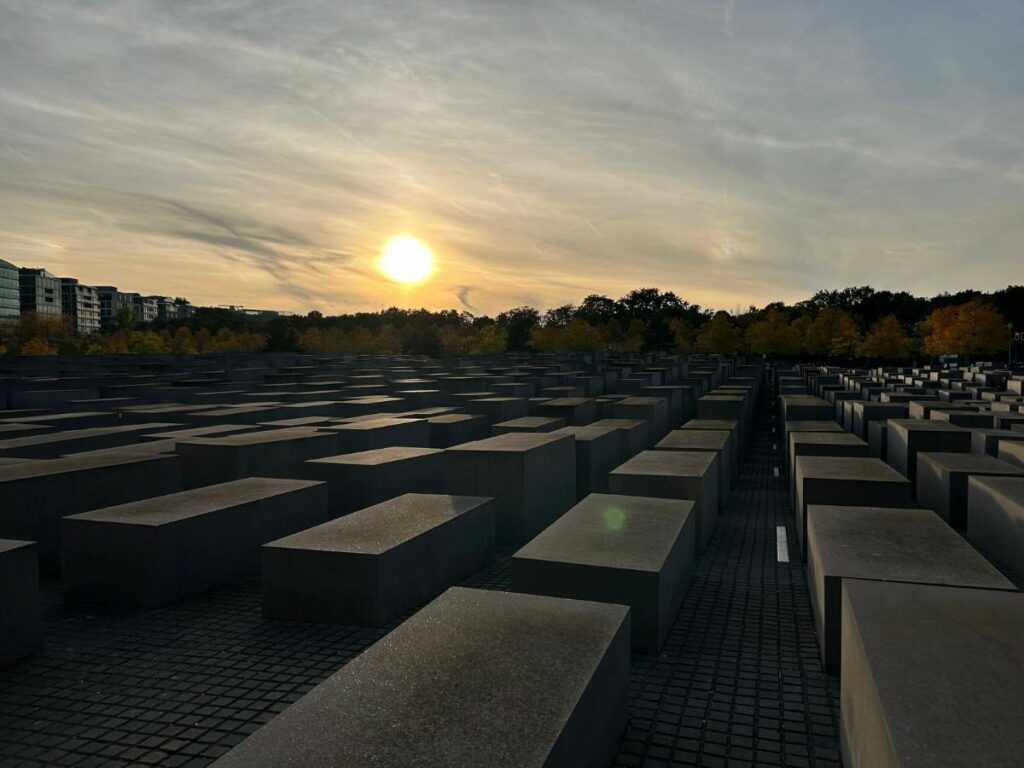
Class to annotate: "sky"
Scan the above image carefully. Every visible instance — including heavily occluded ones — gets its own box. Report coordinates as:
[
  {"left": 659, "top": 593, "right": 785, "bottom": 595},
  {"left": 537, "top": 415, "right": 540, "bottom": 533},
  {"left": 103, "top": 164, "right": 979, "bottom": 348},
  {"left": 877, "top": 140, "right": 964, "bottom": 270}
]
[{"left": 1, "top": 0, "right": 1022, "bottom": 316}]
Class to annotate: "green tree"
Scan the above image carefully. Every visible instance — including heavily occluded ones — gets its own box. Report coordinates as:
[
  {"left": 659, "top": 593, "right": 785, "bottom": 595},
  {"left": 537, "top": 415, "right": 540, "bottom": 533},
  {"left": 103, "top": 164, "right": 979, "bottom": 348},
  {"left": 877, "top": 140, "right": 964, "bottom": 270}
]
[
  {"left": 695, "top": 312, "right": 743, "bottom": 354},
  {"left": 858, "top": 315, "right": 911, "bottom": 361}
]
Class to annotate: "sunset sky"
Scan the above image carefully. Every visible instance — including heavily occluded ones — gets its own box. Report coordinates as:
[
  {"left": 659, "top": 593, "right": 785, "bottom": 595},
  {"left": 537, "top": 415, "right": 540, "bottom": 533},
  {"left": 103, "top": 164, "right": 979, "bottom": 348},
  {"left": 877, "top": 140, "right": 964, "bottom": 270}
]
[{"left": 1, "top": 1, "right": 1022, "bottom": 316}]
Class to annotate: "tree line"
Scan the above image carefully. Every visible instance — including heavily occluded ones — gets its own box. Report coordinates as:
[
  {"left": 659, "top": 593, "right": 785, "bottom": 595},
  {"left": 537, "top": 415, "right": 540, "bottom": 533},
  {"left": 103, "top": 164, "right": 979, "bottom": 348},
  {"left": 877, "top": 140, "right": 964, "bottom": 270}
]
[{"left": 1, "top": 285, "right": 1019, "bottom": 362}]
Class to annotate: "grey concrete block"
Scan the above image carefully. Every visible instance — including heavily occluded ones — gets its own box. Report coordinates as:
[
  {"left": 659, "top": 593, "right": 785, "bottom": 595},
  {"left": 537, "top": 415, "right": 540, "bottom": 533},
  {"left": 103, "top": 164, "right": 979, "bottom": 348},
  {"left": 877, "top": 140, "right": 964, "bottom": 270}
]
[
  {"left": 999, "top": 439, "right": 1024, "bottom": 469},
  {"left": 512, "top": 493, "right": 695, "bottom": 654},
  {"left": 305, "top": 446, "right": 444, "bottom": 517},
  {"left": 493, "top": 416, "right": 566, "bottom": 435},
  {"left": 177, "top": 428, "right": 342, "bottom": 487},
  {"left": 550, "top": 425, "right": 622, "bottom": 500},
  {"left": 0, "top": 539, "right": 41, "bottom": 667},
  {"left": 793, "top": 457, "right": 912, "bottom": 557},
  {"left": 655, "top": 429, "right": 735, "bottom": 506},
  {"left": 806, "top": 505, "right": 1012, "bottom": 672},
  {"left": 840, "top": 580, "right": 1024, "bottom": 768},
  {"left": 427, "top": 413, "right": 489, "bottom": 448},
  {"left": 212, "top": 587, "right": 630, "bottom": 768},
  {"left": 612, "top": 397, "right": 669, "bottom": 446},
  {"left": 328, "top": 417, "right": 429, "bottom": 453},
  {"left": 609, "top": 450, "right": 719, "bottom": 553},
  {"left": 966, "top": 475, "right": 1024, "bottom": 581},
  {"left": 0, "top": 453, "right": 182, "bottom": 573},
  {"left": 916, "top": 452, "right": 1024, "bottom": 529},
  {"left": 262, "top": 494, "right": 495, "bottom": 625},
  {"left": 886, "top": 419, "right": 972, "bottom": 486},
  {"left": 536, "top": 397, "right": 597, "bottom": 426},
  {"left": 445, "top": 433, "right": 576, "bottom": 545},
  {"left": 787, "top": 432, "right": 869, "bottom": 493},
  {"left": 850, "top": 403, "right": 907, "bottom": 440},
  {"left": 590, "top": 418, "right": 649, "bottom": 460},
  {"left": 62, "top": 478, "right": 328, "bottom": 607}
]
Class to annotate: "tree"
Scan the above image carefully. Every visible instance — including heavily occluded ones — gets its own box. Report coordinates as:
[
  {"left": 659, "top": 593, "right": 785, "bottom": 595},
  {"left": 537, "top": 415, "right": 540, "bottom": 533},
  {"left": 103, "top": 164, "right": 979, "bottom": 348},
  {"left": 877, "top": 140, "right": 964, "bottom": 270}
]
[
  {"left": 575, "top": 294, "right": 617, "bottom": 325},
  {"left": 745, "top": 308, "right": 800, "bottom": 357},
  {"left": 496, "top": 306, "right": 540, "bottom": 351},
  {"left": 695, "top": 312, "right": 743, "bottom": 354},
  {"left": 805, "top": 308, "right": 861, "bottom": 358},
  {"left": 858, "top": 315, "right": 911, "bottom": 361},
  {"left": 921, "top": 299, "right": 1007, "bottom": 358}
]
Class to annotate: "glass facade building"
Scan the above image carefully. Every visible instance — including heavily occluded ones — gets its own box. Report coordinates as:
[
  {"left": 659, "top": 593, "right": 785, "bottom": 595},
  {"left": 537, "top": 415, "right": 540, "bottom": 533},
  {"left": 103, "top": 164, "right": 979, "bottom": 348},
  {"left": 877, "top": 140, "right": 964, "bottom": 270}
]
[
  {"left": 60, "top": 278, "right": 101, "bottom": 335},
  {"left": 0, "top": 259, "right": 19, "bottom": 322},
  {"left": 19, "top": 267, "right": 63, "bottom": 320}
]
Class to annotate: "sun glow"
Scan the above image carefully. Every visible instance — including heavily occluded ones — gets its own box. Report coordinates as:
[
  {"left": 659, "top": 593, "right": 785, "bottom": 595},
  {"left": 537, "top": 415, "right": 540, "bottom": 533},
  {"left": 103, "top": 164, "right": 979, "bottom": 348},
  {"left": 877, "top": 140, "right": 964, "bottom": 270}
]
[{"left": 378, "top": 235, "right": 434, "bottom": 284}]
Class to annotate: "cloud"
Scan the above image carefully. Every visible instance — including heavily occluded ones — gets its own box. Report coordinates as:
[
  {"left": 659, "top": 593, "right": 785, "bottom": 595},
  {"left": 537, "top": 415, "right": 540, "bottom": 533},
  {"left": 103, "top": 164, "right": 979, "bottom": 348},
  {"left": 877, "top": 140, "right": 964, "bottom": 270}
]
[{"left": 1, "top": 0, "right": 1022, "bottom": 314}]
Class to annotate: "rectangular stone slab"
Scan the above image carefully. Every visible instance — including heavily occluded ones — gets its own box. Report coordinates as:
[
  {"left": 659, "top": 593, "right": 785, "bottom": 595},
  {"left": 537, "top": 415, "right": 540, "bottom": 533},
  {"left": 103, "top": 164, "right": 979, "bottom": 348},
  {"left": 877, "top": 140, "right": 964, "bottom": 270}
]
[
  {"left": 793, "top": 456, "right": 912, "bottom": 557},
  {"left": 511, "top": 493, "right": 695, "bottom": 654},
  {"left": 787, "top": 432, "right": 869, "bottom": 494},
  {"left": 536, "top": 397, "right": 597, "bottom": 426},
  {"left": 885, "top": 419, "right": 972, "bottom": 487},
  {"left": 305, "top": 446, "right": 445, "bottom": 517},
  {"left": 0, "top": 422, "right": 182, "bottom": 459},
  {"left": 550, "top": 425, "right": 622, "bottom": 500},
  {"left": 850, "top": 403, "right": 907, "bottom": 440},
  {"left": 0, "top": 539, "right": 41, "bottom": 667},
  {"left": 591, "top": 418, "right": 650, "bottom": 460},
  {"left": 966, "top": 475, "right": 1024, "bottom": 580},
  {"left": 444, "top": 432, "right": 576, "bottom": 545},
  {"left": 806, "top": 505, "right": 1013, "bottom": 672},
  {"left": 62, "top": 478, "right": 328, "bottom": 607},
  {"left": 612, "top": 397, "right": 669, "bottom": 446},
  {"left": 970, "top": 427, "right": 1024, "bottom": 457},
  {"left": 177, "top": 428, "right": 341, "bottom": 487},
  {"left": 655, "top": 429, "right": 735, "bottom": 506},
  {"left": 609, "top": 450, "right": 719, "bottom": 553},
  {"left": 263, "top": 494, "right": 495, "bottom": 625},
  {"left": 0, "top": 453, "right": 182, "bottom": 573},
  {"left": 211, "top": 587, "right": 630, "bottom": 768},
  {"left": 998, "top": 439, "right": 1024, "bottom": 469},
  {"left": 427, "top": 413, "right": 489, "bottom": 448},
  {"left": 841, "top": 580, "right": 1024, "bottom": 768},
  {"left": 327, "top": 417, "right": 429, "bottom": 453},
  {"left": 493, "top": 416, "right": 566, "bottom": 434},
  {"left": 915, "top": 452, "right": 1024, "bottom": 529}
]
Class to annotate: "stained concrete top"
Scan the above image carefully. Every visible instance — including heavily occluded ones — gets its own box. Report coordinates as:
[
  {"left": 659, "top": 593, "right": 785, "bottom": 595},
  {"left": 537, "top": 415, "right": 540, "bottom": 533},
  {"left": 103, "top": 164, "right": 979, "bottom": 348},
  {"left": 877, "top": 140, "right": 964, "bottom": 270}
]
[
  {"left": 549, "top": 425, "right": 619, "bottom": 442},
  {"left": 0, "top": 452, "right": 174, "bottom": 482},
  {"left": 612, "top": 450, "right": 716, "bottom": 478},
  {"left": 258, "top": 417, "right": 336, "bottom": 428},
  {"left": 66, "top": 440, "right": 179, "bottom": 458},
  {"left": 887, "top": 419, "right": 967, "bottom": 435},
  {"left": 0, "top": 424, "right": 52, "bottom": 436},
  {"left": 211, "top": 587, "right": 628, "bottom": 768},
  {"left": 783, "top": 421, "right": 842, "bottom": 433},
  {"left": 680, "top": 419, "right": 739, "bottom": 431},
  {"left": 0, "top": 412, "right": 110, "bottom": 425},
  {"left": 308, "top": 446, "right": 442, "bottom": 466},
  {"left": 67, "top": 478, "right": 323, "bottom": 526},
  {"left": 267, "top": 493, "right": 492, "bottom": 555},
  {"left": 656, "top": 430, "right": 728, "bottom": 451},
  {"left": 591, "top": 418, "right": 646, "bottom": 430},
  {"left": 0, "top": 538, "right": 35, "bottom": 556},
  {"left": 917, "top": 451, "right": 1024, "bottom": 475},
  {"left": 614, "top": 397, "right": 663, "bottom": 409},
  {"left": 808, "top": 505, "right": 1013, "bottom": 588},
  {"left": 448, "top": 432, "right": 571, "bottom": 454},
  {"left": 699, "top": 394, "right": 744, "bottom": 403},
  {"left": 179, "top": 428, "right": 330, "bottom": 447},
  {"left": 842, "top": 580, "right": 1024, "bottom": 766},
  {"left": 0, "top": 423, "right": 180, "bottom": 451},
  {"left": 851, "top": 402, "right": 907, "bottom": 414},
  {"left": 795, "top": 456, "right": 908, "bottom": 483},
  {"left": 789, "top": 432, "right": 867, "bottom": 448},
  {"left": 328, "top": 417, "right": 424, "bottom": 432},
  {"left": 538, "top": 397, "right": 593, "bottom": 407},
  {"left": 141, "top": 425, "right": 257, "bottom": 440},
  {"left": 495, "top": 417, "right": 564, "bottom": 430},
  {"left": 428, "top": 414, "right": 484, "bottom": 425},
  {"left": 513, "top": 493, "right": 694, "bottom": 573}
]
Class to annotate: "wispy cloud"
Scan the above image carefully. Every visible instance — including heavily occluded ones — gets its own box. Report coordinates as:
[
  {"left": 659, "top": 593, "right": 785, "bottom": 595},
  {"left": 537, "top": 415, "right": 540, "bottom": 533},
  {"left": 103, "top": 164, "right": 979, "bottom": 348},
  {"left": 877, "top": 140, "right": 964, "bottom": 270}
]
[{"left": 1, "top": 0, "right": 1022, "bottom": 314}]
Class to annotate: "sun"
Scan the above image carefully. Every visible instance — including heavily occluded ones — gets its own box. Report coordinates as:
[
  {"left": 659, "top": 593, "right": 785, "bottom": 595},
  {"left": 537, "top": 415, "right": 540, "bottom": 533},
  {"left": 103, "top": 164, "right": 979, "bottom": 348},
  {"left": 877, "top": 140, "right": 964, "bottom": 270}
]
[{"left": 378, "top": 235, "right": 434, "bottom": 284}]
